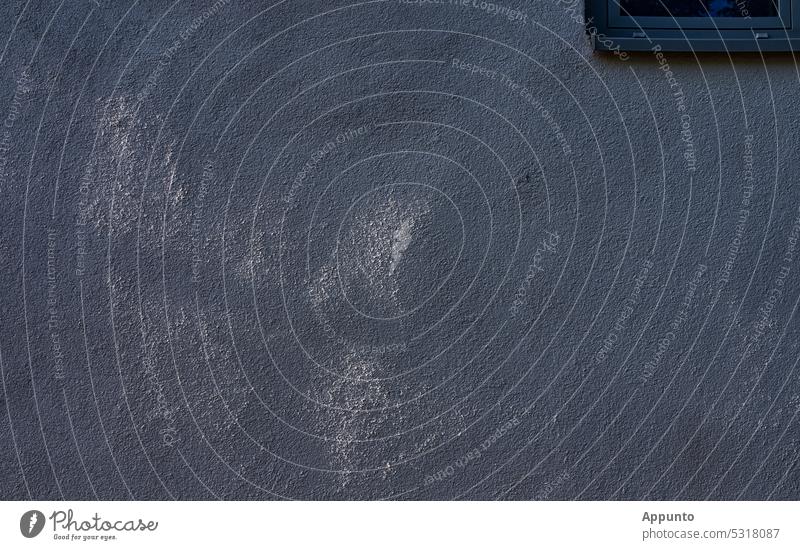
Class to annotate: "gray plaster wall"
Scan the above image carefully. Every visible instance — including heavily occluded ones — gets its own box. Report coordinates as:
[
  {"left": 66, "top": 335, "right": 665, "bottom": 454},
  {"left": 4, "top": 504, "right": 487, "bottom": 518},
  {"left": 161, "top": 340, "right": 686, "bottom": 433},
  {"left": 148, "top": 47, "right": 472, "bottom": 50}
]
[{"left": 0, "top": 0, "right": 798, "bottom": 500}]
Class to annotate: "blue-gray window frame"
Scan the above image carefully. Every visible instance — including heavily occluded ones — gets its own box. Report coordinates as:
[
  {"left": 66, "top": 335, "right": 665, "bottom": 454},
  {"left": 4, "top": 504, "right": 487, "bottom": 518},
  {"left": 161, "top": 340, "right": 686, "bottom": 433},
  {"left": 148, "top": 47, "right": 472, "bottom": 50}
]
[{"left": 586, "top": 0, "right": 800, "bottom": 51}]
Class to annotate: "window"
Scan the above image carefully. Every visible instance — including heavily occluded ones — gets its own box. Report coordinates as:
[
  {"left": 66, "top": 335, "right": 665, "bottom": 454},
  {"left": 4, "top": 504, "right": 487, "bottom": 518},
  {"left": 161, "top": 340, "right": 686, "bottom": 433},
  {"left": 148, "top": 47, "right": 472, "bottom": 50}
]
[
  {"left": 586, "top": 0, "right": 799, "bottom": 51},
  {"left": 619, "top": 0, "right": 779, "bottom": 18}
]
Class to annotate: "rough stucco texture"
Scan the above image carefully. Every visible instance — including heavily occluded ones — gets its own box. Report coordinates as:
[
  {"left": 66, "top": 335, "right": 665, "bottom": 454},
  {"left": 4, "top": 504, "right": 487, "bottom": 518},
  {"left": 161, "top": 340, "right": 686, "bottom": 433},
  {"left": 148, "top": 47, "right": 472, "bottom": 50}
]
[{"left": 0, "top": 0, "right": 799, "bottom": 500}]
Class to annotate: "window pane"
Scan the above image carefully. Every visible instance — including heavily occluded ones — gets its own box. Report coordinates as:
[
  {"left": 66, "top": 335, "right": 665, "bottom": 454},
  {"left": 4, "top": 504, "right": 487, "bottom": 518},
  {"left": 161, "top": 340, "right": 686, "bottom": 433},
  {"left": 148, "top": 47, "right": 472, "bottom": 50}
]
[{"left": 618, "top": 0, "right": 779, "bottom": 17}]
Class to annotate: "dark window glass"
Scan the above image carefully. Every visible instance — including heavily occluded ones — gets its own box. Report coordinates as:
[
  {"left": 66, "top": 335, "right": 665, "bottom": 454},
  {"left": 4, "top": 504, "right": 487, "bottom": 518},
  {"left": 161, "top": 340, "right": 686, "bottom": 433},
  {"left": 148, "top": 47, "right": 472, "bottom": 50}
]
[{"left": 619, "top": 0, "right": 779, "bottom": 17}]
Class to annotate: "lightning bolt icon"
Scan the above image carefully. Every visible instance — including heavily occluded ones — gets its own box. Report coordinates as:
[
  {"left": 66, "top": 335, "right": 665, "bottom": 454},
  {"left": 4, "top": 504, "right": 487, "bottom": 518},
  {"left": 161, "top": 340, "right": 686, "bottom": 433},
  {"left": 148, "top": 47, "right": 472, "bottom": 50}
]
[{"left": 28, "top": 512, "right": 38, "bottom": 534}]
